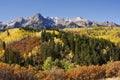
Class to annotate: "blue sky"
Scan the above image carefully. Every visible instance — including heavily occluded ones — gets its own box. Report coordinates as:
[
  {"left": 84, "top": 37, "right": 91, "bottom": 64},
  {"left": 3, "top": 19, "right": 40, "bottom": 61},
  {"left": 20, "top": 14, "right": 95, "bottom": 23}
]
[{"left": 0, "top": 0, "right": 120, "bottom": 24}]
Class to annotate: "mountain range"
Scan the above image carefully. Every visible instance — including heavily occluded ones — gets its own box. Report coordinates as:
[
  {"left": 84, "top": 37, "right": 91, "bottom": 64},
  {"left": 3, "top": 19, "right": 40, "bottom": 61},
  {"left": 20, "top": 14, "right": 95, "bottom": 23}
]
[{"left": 0, "top": 13, "right": 119, "bottom": 30}]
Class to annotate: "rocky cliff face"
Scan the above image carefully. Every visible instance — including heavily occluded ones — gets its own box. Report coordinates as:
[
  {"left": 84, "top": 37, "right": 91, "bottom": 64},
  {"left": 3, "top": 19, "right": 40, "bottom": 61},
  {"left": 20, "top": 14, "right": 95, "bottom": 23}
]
[{"left": 0, "top": 13, "right": 119, "bottom": 30}]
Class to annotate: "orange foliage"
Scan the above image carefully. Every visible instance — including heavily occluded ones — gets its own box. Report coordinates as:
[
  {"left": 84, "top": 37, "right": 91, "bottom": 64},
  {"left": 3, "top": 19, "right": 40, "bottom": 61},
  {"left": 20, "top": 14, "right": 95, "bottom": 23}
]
[
  {"left": 0, "top": 61, "right": 120, "bottom": 80},
  {"left": 105, "top": 61, "right": 120, "bottom": 77},
  {"left": 66, "top": 65, "right": 105, "bottom": 80},
  {"left": 8, "top": 37, "right": 40, "bottom": 55}
]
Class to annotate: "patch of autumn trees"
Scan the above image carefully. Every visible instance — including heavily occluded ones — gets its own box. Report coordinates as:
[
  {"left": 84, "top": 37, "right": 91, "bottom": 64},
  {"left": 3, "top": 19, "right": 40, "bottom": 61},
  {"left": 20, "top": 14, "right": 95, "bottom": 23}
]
[
  {"left": 0, "top": 61, "right": 120, "bottom": 80},
  {"left": 8, "top": 36, "right": 40, "bottom": 55}
]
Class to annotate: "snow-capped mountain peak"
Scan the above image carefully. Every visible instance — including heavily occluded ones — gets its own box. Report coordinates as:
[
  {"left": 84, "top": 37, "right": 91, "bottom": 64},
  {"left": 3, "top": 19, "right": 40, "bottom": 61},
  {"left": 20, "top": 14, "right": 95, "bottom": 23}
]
[{"left": 0, "top": 13, "right": 119, "bottom": 30}]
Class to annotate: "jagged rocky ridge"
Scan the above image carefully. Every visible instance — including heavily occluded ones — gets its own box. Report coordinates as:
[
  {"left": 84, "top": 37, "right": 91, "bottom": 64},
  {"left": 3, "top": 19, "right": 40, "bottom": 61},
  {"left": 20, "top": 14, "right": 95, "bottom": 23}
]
[{"left": 0, "top": 13, "right": 119, "bottom": 30}]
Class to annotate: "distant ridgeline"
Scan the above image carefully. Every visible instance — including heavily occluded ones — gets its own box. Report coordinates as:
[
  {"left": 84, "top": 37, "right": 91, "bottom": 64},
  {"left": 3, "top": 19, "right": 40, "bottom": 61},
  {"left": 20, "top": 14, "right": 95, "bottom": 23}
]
[{"left": 0, "top": 13, "right": 119, "bottom": 30}]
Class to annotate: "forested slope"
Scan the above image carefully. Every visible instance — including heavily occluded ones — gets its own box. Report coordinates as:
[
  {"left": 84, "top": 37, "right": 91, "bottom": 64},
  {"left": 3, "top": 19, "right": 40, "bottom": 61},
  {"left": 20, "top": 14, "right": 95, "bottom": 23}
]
[{"left": 0, "top": 27, "right": 120, "bottom": 80}]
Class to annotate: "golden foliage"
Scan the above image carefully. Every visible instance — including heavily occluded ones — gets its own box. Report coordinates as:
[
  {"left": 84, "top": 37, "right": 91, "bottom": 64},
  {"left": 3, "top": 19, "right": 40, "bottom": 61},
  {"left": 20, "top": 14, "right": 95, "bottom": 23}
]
[{"left": 63, "top": 27, "right": 120, "bottom": 45}]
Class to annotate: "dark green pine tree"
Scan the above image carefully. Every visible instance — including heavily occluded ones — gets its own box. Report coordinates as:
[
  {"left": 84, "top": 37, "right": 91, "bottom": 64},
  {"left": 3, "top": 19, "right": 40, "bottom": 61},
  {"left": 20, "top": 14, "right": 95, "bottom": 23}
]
[
  {"left": 3, "top": 41, "right": 10, "bottom": 63},
  {"left": 4, "top": 48, "right": 9, "bottom": 63},
  {"left": 2, "top": 41, "right": 6, "bottom": 50},
  {"left": 41, "top": 30, "right": 45, "bottom": 42},
  {"left": 69, "top": 35, "right": 75, "bottom": 53}
]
